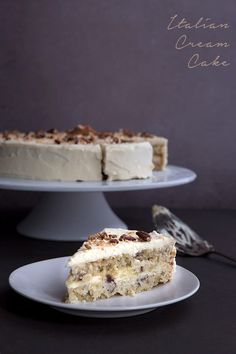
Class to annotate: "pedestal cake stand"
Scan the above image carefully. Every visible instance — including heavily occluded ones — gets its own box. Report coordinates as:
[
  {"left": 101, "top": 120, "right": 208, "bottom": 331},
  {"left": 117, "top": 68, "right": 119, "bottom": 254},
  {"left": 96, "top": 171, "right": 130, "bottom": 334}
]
[{"left": 0, "top": 165, "right": 196, "bottom": 241}]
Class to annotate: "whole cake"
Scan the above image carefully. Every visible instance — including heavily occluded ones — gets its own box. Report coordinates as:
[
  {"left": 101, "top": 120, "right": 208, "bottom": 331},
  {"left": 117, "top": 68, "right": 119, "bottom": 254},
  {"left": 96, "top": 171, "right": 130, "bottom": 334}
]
[
  {"left": 0, "top": 125, "right": 168, "bottom": 181},
  {"left": 66, "top": 228, "right": 176, "bottom": 302}
]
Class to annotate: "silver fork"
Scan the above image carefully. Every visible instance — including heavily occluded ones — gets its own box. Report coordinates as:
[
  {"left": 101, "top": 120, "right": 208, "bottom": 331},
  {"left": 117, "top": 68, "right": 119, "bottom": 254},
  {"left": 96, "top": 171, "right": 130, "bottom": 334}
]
[{"left": 152, "top": 205, "right": 236, "bottom": 263}]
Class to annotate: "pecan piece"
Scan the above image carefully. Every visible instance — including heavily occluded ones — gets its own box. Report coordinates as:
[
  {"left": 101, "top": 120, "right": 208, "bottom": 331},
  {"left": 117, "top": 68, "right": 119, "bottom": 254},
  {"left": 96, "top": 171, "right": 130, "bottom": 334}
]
[
  {"left": 69, "top": 125, "right": 97, "bottom": 136},
  {"left": 79, "top": 136, "right": 95, "bottom": 144},
  {"left": 63, "top": 134, "right": 79, "bottom": 144},
  {"left": 98, "top": 131, "right": 113, "bottom": 138},
  {"left": 35, "top": 130, "right": 46, "bottom": 138},
  {"left": 88, "top": 234, "right": 96, "bottom": 241},
  {"left": 2, "top": 131, "right": 11, "bottom": 140},
  {"left": 136, "top": 231, "right": 151, "bottom": 242},
  {"left": 106, "top": 274, "right": 114, "bottom": 283},
  {"left": 140, "top": 132, "right": 154, "bottom": 138},
  {"left": 97, "top": 231, "right": 108, "bottom": 240},
  {"left": 122, "top": 129, "right": 134, "bottom": 137},
  {"left": 105, "top": 275, "right": 116, "bottom": 292},
  {"left": 119, "top": 234, "right": 136, "bottom": 241},
  {"left": 83, "top": 242, "right": 91, "bottom": 249},
  {"left": 47, "top": 128, "right": 58, "bottom": 134},
  {"left": 109, "top": 238, "right": 118, "bottom": 244},
  {"left": 112, "top": 136, "right": 122, "bottom": 143}
]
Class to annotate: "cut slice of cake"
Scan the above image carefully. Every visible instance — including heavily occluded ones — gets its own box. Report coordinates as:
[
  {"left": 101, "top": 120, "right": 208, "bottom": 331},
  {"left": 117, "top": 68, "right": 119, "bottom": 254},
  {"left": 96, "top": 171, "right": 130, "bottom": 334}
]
[
  {"left": 66, "top": 228, "right": 176, "bottom": 302},
  {"left": 102, "top": 142, "right": 154, "bottom": 181},
  {"left": 116, "top": 130, "right": 168, "bottom": 171}
]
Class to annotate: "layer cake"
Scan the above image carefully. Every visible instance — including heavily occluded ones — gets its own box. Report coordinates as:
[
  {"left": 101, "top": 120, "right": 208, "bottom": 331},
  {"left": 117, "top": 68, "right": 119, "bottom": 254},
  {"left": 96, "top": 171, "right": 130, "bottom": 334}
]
[
  {"left": 0, "top": 125, "right": 168, "bottom": 181},
  {"left": 66, "top": 228, "right": 176, "bottom": 302}
]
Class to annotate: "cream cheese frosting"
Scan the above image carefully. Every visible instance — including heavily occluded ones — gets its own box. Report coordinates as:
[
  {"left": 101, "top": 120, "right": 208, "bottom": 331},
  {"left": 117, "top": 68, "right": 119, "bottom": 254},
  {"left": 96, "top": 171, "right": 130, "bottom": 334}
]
[
  {"left": 103, "top": 142, "right": 153, "bottom": 181},
  {"left": 0, "top": 140, "right": 102, "bottom": 181},
  {"left": 68, "top": 228, "right": 175, "bottom": 266}
]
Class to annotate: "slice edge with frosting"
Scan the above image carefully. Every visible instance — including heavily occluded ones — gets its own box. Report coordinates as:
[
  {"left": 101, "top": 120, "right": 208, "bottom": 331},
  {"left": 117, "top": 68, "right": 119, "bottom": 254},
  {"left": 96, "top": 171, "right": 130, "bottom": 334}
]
[{"left": 66, "top": 228, "right": 176, "bottom": 302}]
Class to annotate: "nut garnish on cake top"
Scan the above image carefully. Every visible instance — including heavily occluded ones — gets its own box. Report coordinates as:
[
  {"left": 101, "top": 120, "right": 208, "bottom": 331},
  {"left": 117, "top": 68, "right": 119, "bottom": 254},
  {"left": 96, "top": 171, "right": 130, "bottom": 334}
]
[
  {"left": 82, "top": 229, "right": 151, "bottom": 249},
  {"left": 66, "top": 228, "right": 176, "bottom": 302}
]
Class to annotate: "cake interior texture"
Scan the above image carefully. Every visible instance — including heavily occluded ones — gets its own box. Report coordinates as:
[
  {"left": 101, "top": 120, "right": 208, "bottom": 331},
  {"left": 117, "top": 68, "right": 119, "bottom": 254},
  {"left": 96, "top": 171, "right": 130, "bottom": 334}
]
[{"left": 66, "top": 229, "right": 176, "bottom": 303}]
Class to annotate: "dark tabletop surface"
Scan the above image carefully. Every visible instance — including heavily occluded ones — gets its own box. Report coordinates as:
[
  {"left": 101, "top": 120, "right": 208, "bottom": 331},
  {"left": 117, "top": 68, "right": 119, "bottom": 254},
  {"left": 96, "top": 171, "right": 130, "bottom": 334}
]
[{"left": 0, "top": 207, "right": 236, "bottom": 354}]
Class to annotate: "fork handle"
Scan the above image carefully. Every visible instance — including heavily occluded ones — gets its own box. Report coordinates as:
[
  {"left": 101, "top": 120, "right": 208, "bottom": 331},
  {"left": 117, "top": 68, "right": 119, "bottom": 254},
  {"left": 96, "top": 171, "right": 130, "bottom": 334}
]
[{"left": 210, "top": 251, "right": 236, "bottom": 264}]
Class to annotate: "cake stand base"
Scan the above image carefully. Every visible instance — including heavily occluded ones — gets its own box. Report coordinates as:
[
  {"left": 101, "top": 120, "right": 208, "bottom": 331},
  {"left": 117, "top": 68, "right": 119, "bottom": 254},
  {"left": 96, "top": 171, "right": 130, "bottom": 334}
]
[
  {"left": 17, "top": 192, "right": 127, "bottom": 241},
  {"left": 0, "top": 166, "right": 196, "bottom": 241}
]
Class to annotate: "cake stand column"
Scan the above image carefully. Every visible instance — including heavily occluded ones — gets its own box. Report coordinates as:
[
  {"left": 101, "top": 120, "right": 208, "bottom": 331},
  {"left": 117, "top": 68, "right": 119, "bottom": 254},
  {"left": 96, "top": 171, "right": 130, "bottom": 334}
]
[{"left": 17, "top": 192, "right": 127, "bottom": 241}]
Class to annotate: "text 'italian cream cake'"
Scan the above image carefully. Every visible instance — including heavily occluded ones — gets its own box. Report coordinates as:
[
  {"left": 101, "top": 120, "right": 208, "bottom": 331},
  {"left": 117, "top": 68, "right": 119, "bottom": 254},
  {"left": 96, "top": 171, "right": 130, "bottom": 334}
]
[{"left": 66, "top": 228, "right": 176, "bottom": 302}]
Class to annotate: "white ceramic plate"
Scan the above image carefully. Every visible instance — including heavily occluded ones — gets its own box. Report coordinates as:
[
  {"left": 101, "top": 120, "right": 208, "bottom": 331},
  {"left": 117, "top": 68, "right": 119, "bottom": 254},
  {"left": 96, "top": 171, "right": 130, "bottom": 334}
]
[{"left": 9, "top": 257, "right": 200, "bottom": 318}]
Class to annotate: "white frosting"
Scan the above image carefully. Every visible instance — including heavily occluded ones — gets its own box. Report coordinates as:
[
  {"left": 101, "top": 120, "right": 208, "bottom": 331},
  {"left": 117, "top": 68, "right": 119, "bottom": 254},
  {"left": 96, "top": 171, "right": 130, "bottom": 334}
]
[
  {"left": 0, "top": 140, "right": 102, "bottom": 181},
  {"left": 0, "top": 139, "right": 155, "bottom": 181},
  {"left": 103, "top": 142, "right": 153, "bottom": 181},
  {"left": 68, "top": 228, "right": 174, "bottom": 266}
]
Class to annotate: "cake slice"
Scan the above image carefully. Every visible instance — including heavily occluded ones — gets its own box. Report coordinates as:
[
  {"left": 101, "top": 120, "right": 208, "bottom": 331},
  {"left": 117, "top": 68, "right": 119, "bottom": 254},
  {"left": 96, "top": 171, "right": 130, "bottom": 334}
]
[
  {"left": 102, "top": 142, "right": 154, "bottom": 181},
  {"left": 66, "top": 228, "right": 176, "bottom": 302},
  {"left": 116, "top": 130, "right": 168, "bottom": 171}
]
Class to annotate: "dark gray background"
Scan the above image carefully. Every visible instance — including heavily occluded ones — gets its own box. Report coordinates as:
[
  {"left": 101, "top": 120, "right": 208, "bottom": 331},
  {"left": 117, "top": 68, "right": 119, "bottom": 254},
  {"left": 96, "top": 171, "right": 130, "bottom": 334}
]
[{"left": 0, "top": 0, "right": 235, "bottom": 210}]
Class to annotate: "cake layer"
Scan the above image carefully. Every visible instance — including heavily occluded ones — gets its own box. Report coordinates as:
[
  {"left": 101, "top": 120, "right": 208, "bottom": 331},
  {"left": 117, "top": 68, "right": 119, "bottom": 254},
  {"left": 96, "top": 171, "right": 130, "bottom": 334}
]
[
  {"left": 67, "top": 265, "right": 174, "bottom": 302},
  {"left": 66, "top": 228, "right": 176, "bottom": 302},
  {"left": 0, "top": 140, "right": 102, "bottom": 181}
]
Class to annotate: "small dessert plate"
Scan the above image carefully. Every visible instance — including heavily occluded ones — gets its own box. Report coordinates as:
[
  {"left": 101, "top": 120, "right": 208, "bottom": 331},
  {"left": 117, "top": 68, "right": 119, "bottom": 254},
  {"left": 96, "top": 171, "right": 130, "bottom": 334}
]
[{"left": 9, "top": 257, "right": 200, "bottom": 318}]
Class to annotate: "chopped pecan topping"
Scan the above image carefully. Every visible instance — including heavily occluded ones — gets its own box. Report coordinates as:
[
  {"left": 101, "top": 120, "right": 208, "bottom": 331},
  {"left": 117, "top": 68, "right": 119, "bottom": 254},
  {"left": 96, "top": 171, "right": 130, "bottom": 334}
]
[
  {"left": 69, "top": 124, "right": 97, "bottom": 136},
  {"left": 88, "top": 231, "right": 109, "bottom": 242},
  {"left": 140, "top": 132, "right": 154, "bottom": 138},
  {"left": 35, "top": 130, "right": 46, "bottom": 138},
  {"left": 83, "top": 242, "right": 92, "bottom": 249},
  {"left": 109, "top": 238, "right": 118, "bottom": 244},
  {"left": 106, "top": 274, "right": 114, "bottom": 283},
  {"left": 96, "top": 232, "right": 107, "bottom": 240},
  {"left": 121, "top": 129, "right": 135, "bottom": 137},
  {"left": 47, "top": 128, "right": 58, "bottom": 134},
  {"left": 2, "top": 131, "right": 11, "bottom": 140},
  {"left": 63, "top": 134, "right": 79, "bottom": 143},
  {"left": 79, "top": 136, "right": 95, "bottom": 143},
  {"left": 67, "top": 127, "right": 83, "bottom": 135},
  {"left": 109, "top": 234, "right": 117, "bottom": 238},
  {"left": 2, "top": 130, "right": 19, "bottom": 140},
  {"left": 119, "top": 234, "right": 136, "bottom": 241},
  {"left": 112, "top": 136, "right": 122, "bottom": 144},
  {"left": 136, "top": 230, "right": 151, "bottom": 242},
  {"left": 88, "top": 234, "right": 96, "bottom": 241},
  {"left": 62, "top": 133, "right": 94, "bottom": 144},
  {"left": 97, "top": 131, "right": 113, "bottom": 139},
  {"left": 3, "top": 130, "right": 21, "bottom": 138}
]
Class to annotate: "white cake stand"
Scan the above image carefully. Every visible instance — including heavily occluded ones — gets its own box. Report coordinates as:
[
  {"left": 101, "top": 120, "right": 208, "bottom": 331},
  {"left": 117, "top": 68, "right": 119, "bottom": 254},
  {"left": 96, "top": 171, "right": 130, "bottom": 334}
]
[{"left": 0, "top": 165, "right": 196, "bottom": 241}]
